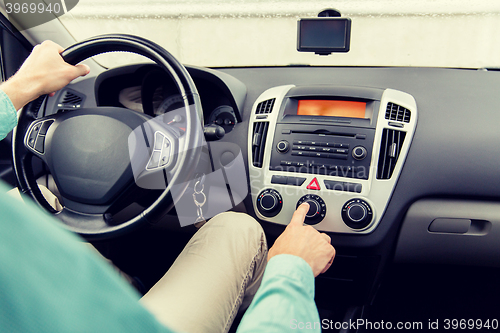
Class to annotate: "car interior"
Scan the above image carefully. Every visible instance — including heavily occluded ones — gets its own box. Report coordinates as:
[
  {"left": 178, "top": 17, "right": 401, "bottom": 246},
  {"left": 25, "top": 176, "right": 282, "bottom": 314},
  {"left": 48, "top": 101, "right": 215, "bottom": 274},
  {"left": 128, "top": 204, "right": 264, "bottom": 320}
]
[{"left": 1, "top": 1, "right": 500, "bottom": 332}]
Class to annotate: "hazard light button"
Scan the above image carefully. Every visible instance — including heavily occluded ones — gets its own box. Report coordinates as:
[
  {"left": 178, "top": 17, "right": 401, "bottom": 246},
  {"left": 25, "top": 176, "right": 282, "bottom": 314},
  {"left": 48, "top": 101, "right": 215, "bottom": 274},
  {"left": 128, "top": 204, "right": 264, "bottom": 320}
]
[{"left": 306, "top": 177, "right": 321, "bottom": 190}]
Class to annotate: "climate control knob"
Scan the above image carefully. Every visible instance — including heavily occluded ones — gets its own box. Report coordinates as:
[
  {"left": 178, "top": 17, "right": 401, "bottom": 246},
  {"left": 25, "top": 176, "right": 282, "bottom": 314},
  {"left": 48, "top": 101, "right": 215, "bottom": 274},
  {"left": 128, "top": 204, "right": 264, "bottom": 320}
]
[
  {"left": 352, "top": 146, "right": 367, "bottom": 160},
  {"left": 296, "top": 194, "right": 326, "bottom": 225},
  {"left": 342, "top": 199, "right": 373, "bottom": 229},
  {"left": 257, "top": 189, "right": 283, "bottom": 217}
]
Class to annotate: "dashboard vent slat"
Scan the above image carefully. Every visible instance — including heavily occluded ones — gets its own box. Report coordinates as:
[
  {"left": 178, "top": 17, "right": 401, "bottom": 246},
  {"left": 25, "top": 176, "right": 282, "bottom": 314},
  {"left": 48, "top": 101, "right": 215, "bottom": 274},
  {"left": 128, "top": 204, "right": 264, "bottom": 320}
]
[
  {"left": 252, "top": 122, "right": 269, "bottom": 168},
  {"left": 385, "top": 102, "right": 411, "bottom": 123},
  {"left": 377, "top": 129, "right": 406, "bottom": 179},
  {"left": 255, "top": 98, "right": 276, "bottom": 114},
  {"left": 57, "top": 89, "right": 85, "bottom": 113}
]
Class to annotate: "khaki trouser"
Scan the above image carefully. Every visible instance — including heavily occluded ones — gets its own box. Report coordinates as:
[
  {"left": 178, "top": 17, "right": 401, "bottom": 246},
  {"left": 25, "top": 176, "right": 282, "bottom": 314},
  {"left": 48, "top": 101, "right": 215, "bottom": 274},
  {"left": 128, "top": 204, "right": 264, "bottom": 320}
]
[{"left": 141, "top": 212, "right": 268, "bottom": 333}]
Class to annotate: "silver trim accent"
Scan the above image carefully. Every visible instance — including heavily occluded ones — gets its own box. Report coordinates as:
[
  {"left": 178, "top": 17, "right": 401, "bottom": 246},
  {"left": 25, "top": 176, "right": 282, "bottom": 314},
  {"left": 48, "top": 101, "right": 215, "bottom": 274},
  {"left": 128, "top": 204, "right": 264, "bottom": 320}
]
[
  {"left": 146, "top": 131, "right": 172, "bottom": 170},
  {"left": 248, "top": 86, "right": 418, "bottom": 234}
]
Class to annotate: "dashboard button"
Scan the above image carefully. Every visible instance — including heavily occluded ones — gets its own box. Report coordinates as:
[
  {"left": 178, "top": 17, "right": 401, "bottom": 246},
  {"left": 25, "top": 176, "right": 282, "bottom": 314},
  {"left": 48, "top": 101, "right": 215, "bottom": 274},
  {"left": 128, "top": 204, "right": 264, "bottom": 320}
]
[
  {"left": 342, "top": 199, "right": 373, "bottom": 229},
  {"left": 291, "top": 151, "right": 307, "bottom": 157},
  {"left": 328, "top": 153, "right": 348, "bottom": 160},
  {"left": 257, "top": 189, "right": 283, "bottom": 217},
  {"left": 333, "top": 148, "right": 349, "bottom": 154},
  {"left": 271, "top": 175, "right": 288, "bottom": 184},
  {"left": 287, "top": 177, "right": 306, "bottom": 186},
  {"left": 296, "top": 194, "right": 326, "bottom": 225},
  {"left": 352, "top": 146, "right": 368, "bottom": 160},
  {"left": 306, "top": 177, "right": 321, "bottom": 190},
  {"left": 276, "top": 140, "right": 290, "bottom": 153}
]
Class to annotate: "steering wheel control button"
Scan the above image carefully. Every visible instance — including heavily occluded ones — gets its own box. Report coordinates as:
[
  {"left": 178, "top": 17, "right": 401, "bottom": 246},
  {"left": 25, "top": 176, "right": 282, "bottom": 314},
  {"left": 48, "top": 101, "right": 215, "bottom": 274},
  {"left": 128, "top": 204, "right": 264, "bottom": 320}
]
[
  {"left": 34, "top": 136, "right": 45, "bottom": 154},
  {"left": 147, "top": 151, "right": 161, "bottom": 169},
  {"left": 296, "top": 194, "right": 326, "bottom": 225},
  {"left": 306, "top": 177, "right": 321, "bottom": 190},
  {"left": 26, "top": 120, "right": 55, "bottom": 153},
  {"left": 28, "top": 130, "right": 37, "bottom": 148},
  {"left": 352, "top": 146, "right": 368, "bottom": 160},
  {"left": 39, "top": 120, "right": 54, "bottom": 135},
  {"left": 257, "top": 189, "right": 283, "bottom": 217},
  {"left": 342, "top": 199, "right": 373, "bottom": 230},
  {"left": 154, "top": 132, "right": 164, "bottom": 150},
  {"left": 276, "top": 140, "right": 290, "bottom": 153},
  {"left": 146, "top": 131, "right": 173, "bottom": 170}
]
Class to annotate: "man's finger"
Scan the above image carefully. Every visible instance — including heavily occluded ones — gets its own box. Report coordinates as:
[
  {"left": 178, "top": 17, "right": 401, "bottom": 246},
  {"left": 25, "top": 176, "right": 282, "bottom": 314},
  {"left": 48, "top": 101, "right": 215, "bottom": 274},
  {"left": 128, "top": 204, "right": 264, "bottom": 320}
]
[
  {"left": 321, "top": 247, "right": 336, "bottom": 274},
  {"left": 288, "top": 203, "right": 309, "bottom": 227},
  {"left": 321, "top": 233, "right": 331, "bottom": 244},
  {"left": 75, "top": 64, "right": 91, "bottom": 77}
]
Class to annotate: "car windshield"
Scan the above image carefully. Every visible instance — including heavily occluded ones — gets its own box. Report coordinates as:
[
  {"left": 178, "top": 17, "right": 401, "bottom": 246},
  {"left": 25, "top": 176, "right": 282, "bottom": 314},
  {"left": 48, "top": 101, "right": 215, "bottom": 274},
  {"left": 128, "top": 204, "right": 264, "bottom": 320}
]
[{"left": 59, "top": 0, "right": 500, "bottom": 69}]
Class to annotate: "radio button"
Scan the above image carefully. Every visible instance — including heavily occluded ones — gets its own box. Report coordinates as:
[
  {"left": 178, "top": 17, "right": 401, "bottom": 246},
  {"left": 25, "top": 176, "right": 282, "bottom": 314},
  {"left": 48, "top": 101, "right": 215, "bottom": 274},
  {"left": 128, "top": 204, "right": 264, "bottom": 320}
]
[
  {"left": 321, "top": 147, "right": 333, "bottom": 153},
  {"left": 311, "top": 152, "right": 325, "bottom": 158},
  {"left": 280, "top": 161, "right": 293, "bottom": 166},
  {"left": 307, "top": 146, "right": 319, "bottom": 151},
  {"left": 333, "top": 148, "right": 349, "bottom": 154},
  {"left": 334, "top": 143, "right": 350, "bottom": 149},
  {"left": 352, "top": 146, "right": 368, "bottom": 160},
  {"left": 340, "top": 166, "right": 353, "bottom": 173},
  {"left": 328, "top": 153, "right": 348, "bottom": 160},
  {"left": 276, "top": 140, "right": 290, "bottom": 153},
  {"left": 291, "top": 151, "right": 307, "bottom": 157}
]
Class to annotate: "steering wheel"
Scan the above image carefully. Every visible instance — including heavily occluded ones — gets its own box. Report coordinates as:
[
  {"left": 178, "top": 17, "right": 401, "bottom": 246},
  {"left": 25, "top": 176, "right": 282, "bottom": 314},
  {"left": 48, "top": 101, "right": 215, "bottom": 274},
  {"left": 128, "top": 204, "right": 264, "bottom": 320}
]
[{"left": 12, "top": 34, "right": 204, "bottom": 240}]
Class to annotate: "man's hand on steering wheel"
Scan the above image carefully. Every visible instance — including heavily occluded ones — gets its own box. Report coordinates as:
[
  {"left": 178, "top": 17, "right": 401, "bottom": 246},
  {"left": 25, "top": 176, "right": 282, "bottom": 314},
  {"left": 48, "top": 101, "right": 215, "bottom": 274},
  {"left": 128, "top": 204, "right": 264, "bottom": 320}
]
[{"left": 0, "top": 40, "right": 90, "bottom": 110}]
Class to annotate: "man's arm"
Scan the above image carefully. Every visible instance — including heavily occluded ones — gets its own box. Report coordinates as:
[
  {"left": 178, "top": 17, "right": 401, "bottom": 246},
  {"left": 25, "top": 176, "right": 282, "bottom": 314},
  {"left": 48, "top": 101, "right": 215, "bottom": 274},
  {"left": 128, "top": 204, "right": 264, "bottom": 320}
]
[{"left": 237, "top": 204, "right": 336, "bottom": 332}]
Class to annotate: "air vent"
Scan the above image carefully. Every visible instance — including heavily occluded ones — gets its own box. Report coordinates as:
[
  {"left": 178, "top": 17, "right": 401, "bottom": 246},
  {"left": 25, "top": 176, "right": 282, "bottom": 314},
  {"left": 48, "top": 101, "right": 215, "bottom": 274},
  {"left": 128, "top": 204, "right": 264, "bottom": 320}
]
[
  {"left": 57, "top": 89, "right": 85, "bottom": 112},
  {"left": 252, "top": 122, "right": 269, "bottom": 168},
  {"left": 377, "top": 129, "right": 406, "bottom": 179},
  {"left": 255, "top": 98, "right": 275, "bottom": 114},
  {"left": 385, "top": 102, "right": 411, "bottom": 123}
]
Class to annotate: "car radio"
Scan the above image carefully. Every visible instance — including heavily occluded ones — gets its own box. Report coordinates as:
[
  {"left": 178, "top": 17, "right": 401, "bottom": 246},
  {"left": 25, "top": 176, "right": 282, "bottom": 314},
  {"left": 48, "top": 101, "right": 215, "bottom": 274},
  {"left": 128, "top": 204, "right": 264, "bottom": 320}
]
[{"left": 248, "top": 85, "right": 417, "bottom": 234}]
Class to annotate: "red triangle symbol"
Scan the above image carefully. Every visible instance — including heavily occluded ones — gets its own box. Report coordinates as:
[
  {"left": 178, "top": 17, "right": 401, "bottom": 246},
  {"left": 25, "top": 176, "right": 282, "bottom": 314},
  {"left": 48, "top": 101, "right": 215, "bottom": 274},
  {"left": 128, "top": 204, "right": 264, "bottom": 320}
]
[{"left": 307, "top": 177, "right": 321, "bottom": 190}]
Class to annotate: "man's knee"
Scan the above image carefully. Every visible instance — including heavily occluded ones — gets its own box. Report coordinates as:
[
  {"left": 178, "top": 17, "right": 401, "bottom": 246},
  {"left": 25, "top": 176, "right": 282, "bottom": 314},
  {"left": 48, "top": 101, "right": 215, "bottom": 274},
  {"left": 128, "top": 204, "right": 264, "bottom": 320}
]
[{"left": 208, "top": 212, "right": 266, "bottom": 246}]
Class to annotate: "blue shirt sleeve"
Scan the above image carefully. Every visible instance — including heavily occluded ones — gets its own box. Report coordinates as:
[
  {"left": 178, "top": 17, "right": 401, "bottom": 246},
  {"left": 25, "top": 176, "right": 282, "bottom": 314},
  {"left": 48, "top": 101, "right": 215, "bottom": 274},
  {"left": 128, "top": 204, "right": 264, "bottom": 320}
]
[
  {"left": 0, "top": 89, "right": 18, "bottom": 140},
  {"left": 0, "top": 181, "right": 175, "bottom": 333},
  {"left": 237, "top": 254, "right": 321, "bottom": 333}
]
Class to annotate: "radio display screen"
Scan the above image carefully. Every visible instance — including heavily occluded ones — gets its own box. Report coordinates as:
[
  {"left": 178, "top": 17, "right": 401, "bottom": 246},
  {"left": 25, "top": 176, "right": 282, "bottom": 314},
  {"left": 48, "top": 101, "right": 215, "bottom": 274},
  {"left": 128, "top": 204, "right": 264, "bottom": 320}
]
[{"left": 297, "top": 100, "right": 366, "bottom": 119}]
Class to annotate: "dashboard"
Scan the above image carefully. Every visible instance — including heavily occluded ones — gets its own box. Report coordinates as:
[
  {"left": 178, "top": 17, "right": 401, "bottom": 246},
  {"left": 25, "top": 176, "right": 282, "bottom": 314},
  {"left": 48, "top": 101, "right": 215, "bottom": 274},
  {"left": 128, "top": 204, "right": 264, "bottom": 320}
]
[
  {"left": 92, "top": 64, "right": 246, "bottom": 134},
  {"left": 43, "top": 63, "right": 500, "bottom": 305}
]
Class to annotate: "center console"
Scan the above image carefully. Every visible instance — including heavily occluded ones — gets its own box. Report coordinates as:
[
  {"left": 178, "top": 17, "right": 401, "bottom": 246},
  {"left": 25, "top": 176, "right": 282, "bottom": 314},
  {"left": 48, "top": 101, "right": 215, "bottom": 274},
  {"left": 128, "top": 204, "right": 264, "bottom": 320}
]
[{"left": 248, "top": 85, "right": 417, "bottom": 233}]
